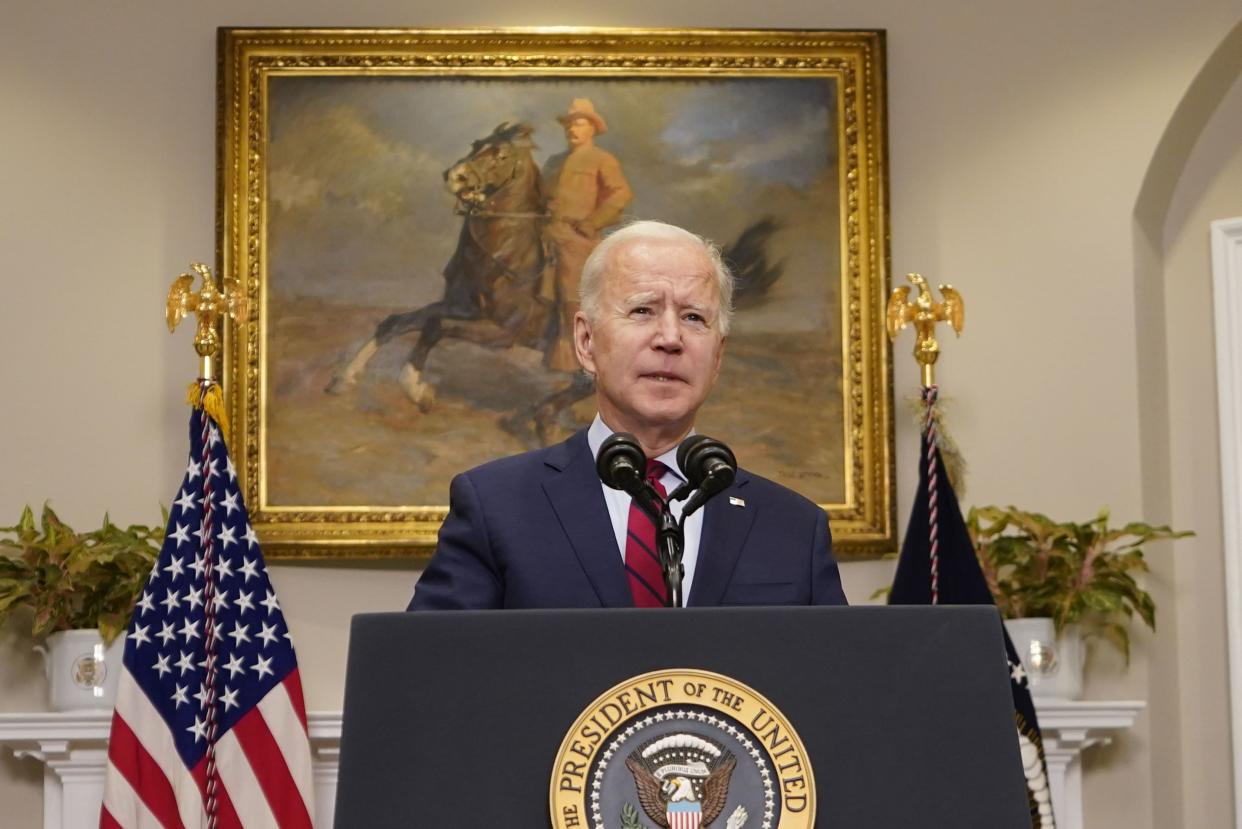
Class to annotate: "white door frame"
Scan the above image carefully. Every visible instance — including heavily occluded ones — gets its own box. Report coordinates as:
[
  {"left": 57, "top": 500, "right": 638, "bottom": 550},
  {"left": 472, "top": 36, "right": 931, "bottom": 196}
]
[{"left": 1211, "top": 216, "right": 1242, "bottom": 828}]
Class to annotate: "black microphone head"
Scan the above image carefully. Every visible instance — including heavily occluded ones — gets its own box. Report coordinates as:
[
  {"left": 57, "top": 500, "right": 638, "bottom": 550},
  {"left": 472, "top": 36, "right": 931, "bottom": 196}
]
[
  {"left": 597, "top": 432, "right": 646, "bottom": 493},
  {"left": 677, "top": 435, "right": 737, "bottom": 493},
  {"left": 676, "top": 434, "right": 711, "bottom": 479}
]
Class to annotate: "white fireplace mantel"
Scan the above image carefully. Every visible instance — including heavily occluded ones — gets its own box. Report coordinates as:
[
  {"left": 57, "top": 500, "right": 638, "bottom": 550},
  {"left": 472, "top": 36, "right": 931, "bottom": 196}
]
[
  {"left": 0, "top": 701, "right": 1142, "bottom": 829},
  {"left": 1034, "top": 700, "right": 1146, "bottom": 829}
]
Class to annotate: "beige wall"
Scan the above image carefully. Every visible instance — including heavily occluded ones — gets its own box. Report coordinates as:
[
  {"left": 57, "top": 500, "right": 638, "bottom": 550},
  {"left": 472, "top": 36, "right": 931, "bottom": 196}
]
[{"left": 3, "top": 1, "right": 1241, "bottom": 826}]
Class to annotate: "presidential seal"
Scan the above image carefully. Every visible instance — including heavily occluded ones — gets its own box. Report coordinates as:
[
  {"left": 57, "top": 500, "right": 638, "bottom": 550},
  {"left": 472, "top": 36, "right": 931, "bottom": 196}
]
[{"left": 550, "top": 669, "right": 815, "bottom": 829}]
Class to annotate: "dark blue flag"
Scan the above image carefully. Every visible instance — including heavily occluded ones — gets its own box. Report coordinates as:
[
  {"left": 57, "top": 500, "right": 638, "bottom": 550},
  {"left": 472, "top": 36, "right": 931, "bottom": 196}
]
[{"left": 890, "top": 426, "right": 1056, "bottom": 829}]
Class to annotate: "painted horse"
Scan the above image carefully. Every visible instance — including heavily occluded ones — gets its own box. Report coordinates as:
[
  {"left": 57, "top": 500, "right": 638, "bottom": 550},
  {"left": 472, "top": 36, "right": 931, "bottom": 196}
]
[{"left": 325, "top": 121, "right": 556, "bottom": 409}]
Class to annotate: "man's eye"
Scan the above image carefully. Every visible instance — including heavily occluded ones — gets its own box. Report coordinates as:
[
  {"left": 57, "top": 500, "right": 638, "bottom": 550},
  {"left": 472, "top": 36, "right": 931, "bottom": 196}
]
[
  {"left": 684, "top": 313, "right": 705, "bottom": 323},
  {"left": 630, "top": 307, "right": 651, "bottom": 316}
]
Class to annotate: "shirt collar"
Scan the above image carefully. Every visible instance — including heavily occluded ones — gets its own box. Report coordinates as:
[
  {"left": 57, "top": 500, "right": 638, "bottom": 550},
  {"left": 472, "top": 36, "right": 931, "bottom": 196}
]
[{"left": 587, "top": 414, "right": 688, "bottom": 483}]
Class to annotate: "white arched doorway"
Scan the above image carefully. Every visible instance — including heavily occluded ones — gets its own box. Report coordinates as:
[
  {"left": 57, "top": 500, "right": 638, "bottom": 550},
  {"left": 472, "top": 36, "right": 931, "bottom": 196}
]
[
  {"left": 1133, "top": 15, "right": 1242, "bottom": 828},
  {"left": 1213, "top": 215, "right": 1242, "bottom": 827}
]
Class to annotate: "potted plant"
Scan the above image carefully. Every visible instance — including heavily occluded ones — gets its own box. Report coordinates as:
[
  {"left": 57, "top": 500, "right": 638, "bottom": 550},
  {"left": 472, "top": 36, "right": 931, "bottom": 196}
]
[
  {"left": 0, "top": 503, "right": 164, "bottom": 710},
  {"left": 967, "top": 505, "right": 1191, "bottom": 698}
]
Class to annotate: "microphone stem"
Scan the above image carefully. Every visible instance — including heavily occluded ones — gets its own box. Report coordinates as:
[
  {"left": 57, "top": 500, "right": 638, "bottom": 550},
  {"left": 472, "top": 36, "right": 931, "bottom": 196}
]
[{"left": 657, "top": 510, "right": 685, "bottom": 608}]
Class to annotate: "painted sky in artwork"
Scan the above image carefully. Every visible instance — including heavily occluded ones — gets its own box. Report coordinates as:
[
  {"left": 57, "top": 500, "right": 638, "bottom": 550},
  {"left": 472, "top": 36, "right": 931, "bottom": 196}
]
[{"left": 267, "top": 76, "right": 839, "bottom": 333}]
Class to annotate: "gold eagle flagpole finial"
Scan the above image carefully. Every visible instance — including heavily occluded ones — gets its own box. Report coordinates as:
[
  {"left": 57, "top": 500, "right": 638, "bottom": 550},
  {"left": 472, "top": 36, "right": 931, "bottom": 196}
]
[
  {"left": 167, "top": 263, "right": 246, "bottom": 441},
  {"left": 886, "top": 273, "right": 964, "bottom": 388},
  {"left": 166, "top": 263, "right": 246, "bottom": 382}
]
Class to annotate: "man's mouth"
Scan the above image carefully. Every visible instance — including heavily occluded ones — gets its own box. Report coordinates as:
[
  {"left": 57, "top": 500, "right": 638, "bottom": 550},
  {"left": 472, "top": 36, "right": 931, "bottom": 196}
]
[{"left": 641, "top": 372, "right": 685, "bottom": 383}]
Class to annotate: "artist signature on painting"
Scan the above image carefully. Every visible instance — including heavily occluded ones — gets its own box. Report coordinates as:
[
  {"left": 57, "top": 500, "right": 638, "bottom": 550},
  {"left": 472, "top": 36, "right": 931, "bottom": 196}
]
[{"left": 780, "top": 469, "right": 826, "bottom": 480}]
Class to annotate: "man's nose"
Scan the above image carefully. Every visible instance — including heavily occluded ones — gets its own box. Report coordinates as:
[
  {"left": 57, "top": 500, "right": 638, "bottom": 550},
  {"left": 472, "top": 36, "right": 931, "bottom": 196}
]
[{"left": 652, "top": 311, "right": 683, "bottom": 351}]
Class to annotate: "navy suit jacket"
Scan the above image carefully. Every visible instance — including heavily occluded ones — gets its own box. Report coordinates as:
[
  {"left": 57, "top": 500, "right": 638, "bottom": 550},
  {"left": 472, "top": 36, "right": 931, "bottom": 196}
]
[{"left": 408, "top": 430, "right": 847, "bottom": 609}]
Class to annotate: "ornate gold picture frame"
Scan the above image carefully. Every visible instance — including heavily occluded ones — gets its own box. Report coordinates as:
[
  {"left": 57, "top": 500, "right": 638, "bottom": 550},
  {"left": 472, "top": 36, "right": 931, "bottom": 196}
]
[{"left": 218, "top": 27, "right": 894, "bottom": 559}]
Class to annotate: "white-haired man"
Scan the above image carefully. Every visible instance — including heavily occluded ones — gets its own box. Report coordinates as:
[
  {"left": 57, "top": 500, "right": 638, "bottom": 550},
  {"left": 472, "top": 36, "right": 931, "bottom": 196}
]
[{"left": 409, "top": 221, "right": 846, "bottom": 610}]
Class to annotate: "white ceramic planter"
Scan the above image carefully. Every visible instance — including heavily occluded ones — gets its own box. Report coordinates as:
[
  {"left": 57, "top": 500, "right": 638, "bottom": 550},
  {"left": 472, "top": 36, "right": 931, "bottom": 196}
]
[
  {"left": 33, "top": 629, "right": 124, "bottom": 711},
  {"left": 1004, "top": 617, "right": 1084, "bottom": 700}
]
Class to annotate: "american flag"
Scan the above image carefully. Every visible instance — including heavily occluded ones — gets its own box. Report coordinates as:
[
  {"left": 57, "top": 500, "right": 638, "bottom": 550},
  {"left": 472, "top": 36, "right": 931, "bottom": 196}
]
[{"left": 102, "top": 397, "right": 314, "bottom": 828}]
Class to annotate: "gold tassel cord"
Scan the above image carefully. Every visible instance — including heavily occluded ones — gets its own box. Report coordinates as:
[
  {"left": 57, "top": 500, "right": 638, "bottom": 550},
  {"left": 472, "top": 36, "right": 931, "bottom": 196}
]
[{"left": 186, "top": 381, "right": 230, "bottom": 446}]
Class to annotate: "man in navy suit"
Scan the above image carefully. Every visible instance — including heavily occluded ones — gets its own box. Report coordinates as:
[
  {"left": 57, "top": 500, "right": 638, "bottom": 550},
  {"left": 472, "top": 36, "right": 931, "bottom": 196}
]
[{"left": 409, "top": 221, "right": 847, "bottom": 609}]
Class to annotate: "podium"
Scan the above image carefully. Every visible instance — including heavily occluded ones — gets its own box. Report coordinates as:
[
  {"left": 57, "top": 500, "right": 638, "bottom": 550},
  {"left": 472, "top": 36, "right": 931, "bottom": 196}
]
[{"left": 334, "top": 606, "right": 1030, "bottom": 827}]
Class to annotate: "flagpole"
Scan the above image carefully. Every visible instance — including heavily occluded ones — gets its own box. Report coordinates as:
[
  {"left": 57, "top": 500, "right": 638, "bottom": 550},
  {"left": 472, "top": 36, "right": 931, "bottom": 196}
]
[
  {"left": 166, "top": 263, "right": 247, "bottom": 828},
  {"left": 886, "top": 273, "right": 966, "bottom": 604}
]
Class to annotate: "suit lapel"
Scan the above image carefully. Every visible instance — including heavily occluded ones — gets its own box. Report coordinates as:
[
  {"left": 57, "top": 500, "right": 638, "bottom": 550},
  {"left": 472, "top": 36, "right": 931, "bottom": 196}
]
[
  {"left": 688, "top": 471, "right": 756, "bottom": 607},
  {"left": 542, "top": 431, "right": 633, "bottom": 608}
]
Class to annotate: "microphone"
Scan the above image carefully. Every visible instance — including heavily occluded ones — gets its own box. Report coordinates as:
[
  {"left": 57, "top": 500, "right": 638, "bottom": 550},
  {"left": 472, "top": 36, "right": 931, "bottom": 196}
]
[
  {"left": 596, "top": 432, "right": 647, "bottom": 496},
  {"left": 677, "top": 435, "right": 737, "bottom": 496}
]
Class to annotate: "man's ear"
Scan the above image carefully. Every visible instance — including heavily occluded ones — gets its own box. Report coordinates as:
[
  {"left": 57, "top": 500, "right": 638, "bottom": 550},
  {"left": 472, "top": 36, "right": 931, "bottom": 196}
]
[
  {"left": 711, "top": 335, "right": 726, "bottom": 383},
  {"left": 573, "top": 312, "right": 596, "bottom": 374}
]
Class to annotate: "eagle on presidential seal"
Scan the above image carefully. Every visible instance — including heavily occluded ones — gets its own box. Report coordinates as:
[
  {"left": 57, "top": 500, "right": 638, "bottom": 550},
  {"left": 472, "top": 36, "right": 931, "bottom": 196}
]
[{"left": 625, "top": 733, "right": 742, "bottom": 829}]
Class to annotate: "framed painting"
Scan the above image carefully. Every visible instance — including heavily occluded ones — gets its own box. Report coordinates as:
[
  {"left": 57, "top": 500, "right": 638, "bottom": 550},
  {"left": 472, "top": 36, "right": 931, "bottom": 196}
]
[{"left": 217, "top": 27, "right": 894, "bottom": 559}]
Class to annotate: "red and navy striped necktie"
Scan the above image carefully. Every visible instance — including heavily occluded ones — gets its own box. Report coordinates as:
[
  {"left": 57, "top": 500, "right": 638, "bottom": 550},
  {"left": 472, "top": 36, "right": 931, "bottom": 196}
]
[{"left": 625, "top": 460, "right": 669, "bottom": 607}]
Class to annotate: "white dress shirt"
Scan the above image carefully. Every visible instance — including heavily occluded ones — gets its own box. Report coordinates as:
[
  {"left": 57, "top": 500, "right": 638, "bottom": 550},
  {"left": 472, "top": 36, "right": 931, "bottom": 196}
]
[{"left": 587, "top": 414, "right": 703, "bottom": 603}]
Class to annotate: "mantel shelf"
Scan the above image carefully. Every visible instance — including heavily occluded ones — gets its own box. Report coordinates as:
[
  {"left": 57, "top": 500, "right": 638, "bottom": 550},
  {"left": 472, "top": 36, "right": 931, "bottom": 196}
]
[{"left": 0, "top": 701, "right": 1142, "bottom": 829}]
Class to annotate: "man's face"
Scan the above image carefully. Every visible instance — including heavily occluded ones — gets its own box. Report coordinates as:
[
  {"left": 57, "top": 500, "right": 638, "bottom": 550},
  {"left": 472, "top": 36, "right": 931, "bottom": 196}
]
[
  {"left": 564, "top": 117, "right": 596, "bottom": 149},
  {"left": 574, "top": 238, "right": 726, "bottom": 442}
]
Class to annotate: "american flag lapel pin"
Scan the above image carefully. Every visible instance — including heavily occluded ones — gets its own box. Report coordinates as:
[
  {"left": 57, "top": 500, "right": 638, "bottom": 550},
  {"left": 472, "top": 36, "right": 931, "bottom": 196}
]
[{"left": 729, "top": 496, "right": 745, "bottom": 507}]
